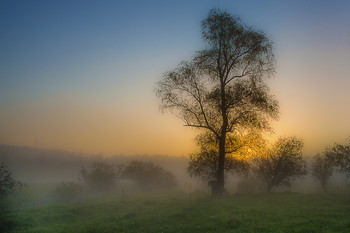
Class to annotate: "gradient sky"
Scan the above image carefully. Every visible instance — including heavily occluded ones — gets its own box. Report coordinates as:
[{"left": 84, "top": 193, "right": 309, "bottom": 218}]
[{"left": 1, "top": 0, "right": 349, "bottom": 156}]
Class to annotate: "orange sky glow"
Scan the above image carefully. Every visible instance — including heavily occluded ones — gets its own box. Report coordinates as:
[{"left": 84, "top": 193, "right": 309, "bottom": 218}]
[{"left": 1, "top": 1, "right": 349, "bottom": 156}]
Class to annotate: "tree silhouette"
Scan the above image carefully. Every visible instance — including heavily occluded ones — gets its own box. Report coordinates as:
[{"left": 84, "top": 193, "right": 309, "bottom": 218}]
[
  {"left": 80, "top": 161, "right": 120, "bottom": 192},
  {"left": 122, "top": 160, "right": 177, "bottom": 191},
  {"left": 253, "top": 137, "right": 307, "bottom": 193},
  {"left": 329, "top": 139, "right": 350, "bottom": 178},
  {"left": 311, "top": 150, "right": 334, "bottom": 192},
  {"left": 156, "top": 9, "right": 278, "bottom": 195},
  {"left": 0, "top": 162, "right": 23, "bottom": 199}
]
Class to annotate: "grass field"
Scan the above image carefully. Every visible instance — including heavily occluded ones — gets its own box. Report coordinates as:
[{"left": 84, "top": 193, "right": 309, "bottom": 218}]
[{"left": 2, "top": 192, "right": 350, "bottom": 233}]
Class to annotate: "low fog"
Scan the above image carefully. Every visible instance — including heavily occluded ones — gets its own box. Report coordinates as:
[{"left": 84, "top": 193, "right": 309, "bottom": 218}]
[{"left": 1, "top": 144, "right": 349, "bottom": 208}]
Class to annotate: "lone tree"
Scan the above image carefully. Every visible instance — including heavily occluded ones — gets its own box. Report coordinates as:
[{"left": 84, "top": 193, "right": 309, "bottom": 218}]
[
  {"left": 156, "top": 9, "right": 278, "bottom": 195},
  {"left": 254, "top": 137, "right": 307, "bottom": 193},
  {"left": 311, "top": 150, "right": 334, "bottom": 192}
]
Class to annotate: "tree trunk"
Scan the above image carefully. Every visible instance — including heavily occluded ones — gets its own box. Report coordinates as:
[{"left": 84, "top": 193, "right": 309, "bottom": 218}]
[
  {"left": 214, "top": 136, "right": 226, "bottom": 196},
  {"left": 213, "top": 73, "right": 228, "bottom": 196}
]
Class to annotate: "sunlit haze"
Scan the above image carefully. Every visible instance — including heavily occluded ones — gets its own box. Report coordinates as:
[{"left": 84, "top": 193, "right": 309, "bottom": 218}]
[{"left": 1, "top": 0, "right": 349, "bottom": 156}]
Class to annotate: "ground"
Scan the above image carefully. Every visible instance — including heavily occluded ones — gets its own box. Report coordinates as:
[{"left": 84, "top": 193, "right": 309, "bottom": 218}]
[{"left": 2, "top": 192, "right": 350, "bottom": 233}]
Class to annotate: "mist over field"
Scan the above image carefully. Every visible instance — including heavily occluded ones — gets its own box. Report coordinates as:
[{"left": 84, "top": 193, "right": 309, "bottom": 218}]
[
  {"left": 1, "top": 144, "right": 348, "bottom": 195},
  {"left": 0, "top": 145, "right": 188, "bottom": 184},
  {"left": 1, "top": 144, "right": 350, "bottom": 233}
]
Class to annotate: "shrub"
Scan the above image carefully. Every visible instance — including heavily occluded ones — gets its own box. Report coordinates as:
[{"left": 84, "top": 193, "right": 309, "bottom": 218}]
[
  {"left": 122, "top": 160, "right": 177, "bottom": 191},
  {"left": 80, "top": 161, "right": 120, "bottom": 191},
  {"left": 0, "top": 162, "right": 23, "bottom": 199}
]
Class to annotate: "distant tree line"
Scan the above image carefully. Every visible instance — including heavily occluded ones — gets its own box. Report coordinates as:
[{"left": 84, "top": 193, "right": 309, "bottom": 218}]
[
  {"left": 1, "top": 138, "right": 349, "bottom": 202},
  {"left": 188, "top": 135, "right": 350, "bottom": 193},
  {"left": 48, "top": 160, "right": 178, "bottom": 203}
]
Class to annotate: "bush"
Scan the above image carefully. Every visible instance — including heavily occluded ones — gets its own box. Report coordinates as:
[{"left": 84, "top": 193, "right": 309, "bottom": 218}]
[
  {"left": 0, "top": 162, "right": 23, "bottom": 199},
  {"left": 122, "top": 160, "right": 177, "bottom": 191},
  {"left": 54, "top": 182, "right": 82, "bottom": 203},
  {"left": 80, "top": 161, "right": 120, "bottom": 192}
]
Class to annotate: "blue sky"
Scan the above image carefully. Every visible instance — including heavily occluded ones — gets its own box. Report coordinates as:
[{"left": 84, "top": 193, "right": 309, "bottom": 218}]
[{"left": 1, "top": 0, "right": 349, "bottom": 155}]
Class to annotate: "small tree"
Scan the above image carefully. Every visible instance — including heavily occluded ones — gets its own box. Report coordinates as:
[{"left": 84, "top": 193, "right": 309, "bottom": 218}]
[
  {"left": 254, "top": 137, "right": 307, "bottom": 193},
  {"left": 0, "top": 162, "right": 23, "bottom": 199},
  {"left": 330, "top": 139, "right": 350, "bottom": 178},
  {"left": 80, "top": 161, "right": 120, "bottom": 191},
  {"left": 122, "top": 160, "right": 177, "bottom": 191},
  {"left": 311, "top": 150, "right": 334, "bottom": 192}
]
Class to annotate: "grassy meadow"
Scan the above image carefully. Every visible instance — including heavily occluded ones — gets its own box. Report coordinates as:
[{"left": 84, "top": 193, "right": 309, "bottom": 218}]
[{"left": 2, "top": 192, "right": 350, "bottom": 233}]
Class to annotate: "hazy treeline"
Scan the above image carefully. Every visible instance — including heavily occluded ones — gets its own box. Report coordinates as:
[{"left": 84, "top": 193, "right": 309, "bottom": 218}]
[
  {"left": 0, "top": 145, "right": 189, "bottom": 184},
  {"left": 0, "top": 145, "right": 198, "bottom": 206},
  {"left": 1, "top": 143, "right": 349, "bottom": 197}
]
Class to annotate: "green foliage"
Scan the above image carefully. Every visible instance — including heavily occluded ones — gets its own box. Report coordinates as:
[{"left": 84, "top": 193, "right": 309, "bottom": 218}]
[
  {"left": 253, "top": 137, "right": 307, "bottom": 192},
  {"left": 3, "top": 193, "right": 350, "bottom": 233},
  {"left": 122, "top": 160, "right": 177, "bottom": 191},
  {"left": 0, "top": 162, "right": 23, "bottom": 199},
  {"left": 80, "top": 161, "right": 120, "bottom": 191},
  {"left": 54, "top": 182, "right": 82, "bottom": 203}
]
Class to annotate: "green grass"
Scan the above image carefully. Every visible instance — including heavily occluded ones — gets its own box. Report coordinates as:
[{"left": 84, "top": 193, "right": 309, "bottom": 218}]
[{"left": 2, "top": 193, "right": 350, "bottom": 233}]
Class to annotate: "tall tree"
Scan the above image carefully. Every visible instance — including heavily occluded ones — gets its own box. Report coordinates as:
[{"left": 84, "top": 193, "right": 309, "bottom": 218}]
[{"left": 156, "top": 9, "right": 278, "bottom": 195}]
